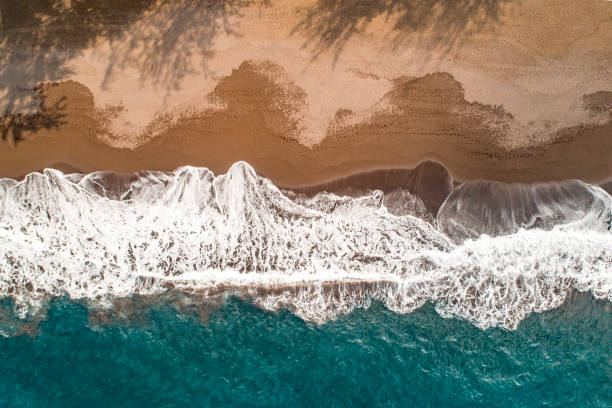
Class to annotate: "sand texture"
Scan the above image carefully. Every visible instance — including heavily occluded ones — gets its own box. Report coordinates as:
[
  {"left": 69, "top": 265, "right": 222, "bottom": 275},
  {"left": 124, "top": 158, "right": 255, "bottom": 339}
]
[{"left": 0, "top": 0, "right": 610, "bottom": 183}]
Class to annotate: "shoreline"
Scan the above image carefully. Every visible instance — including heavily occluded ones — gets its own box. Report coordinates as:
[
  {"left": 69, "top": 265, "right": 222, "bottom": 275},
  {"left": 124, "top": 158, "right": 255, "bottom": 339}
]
[
  {"left": 4, "top": 153, "right": 612, "bottom": 191},
  {"left": 1, "top": 71, "right": 610, "bottom": 186},
  {"left": 4, "top": 157, "right": 611, "bottom": 221}
]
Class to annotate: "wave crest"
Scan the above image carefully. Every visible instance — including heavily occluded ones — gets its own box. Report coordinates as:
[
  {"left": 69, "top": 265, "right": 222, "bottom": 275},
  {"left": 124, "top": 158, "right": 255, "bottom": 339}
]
[{"left": 438, "top": 180, "right": 611, "bottom": 243}]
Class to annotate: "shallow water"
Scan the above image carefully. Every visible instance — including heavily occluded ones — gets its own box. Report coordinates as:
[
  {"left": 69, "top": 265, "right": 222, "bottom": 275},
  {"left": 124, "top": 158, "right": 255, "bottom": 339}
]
[{"left": 0, "top": 294, "right": 610, "bottom": 407}]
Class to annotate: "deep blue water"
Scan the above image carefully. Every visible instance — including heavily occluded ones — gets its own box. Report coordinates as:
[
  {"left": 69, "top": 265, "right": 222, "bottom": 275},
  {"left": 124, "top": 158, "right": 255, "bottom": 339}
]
[{"left": 0, "top": 294, "right": 610, "bottom": 407}]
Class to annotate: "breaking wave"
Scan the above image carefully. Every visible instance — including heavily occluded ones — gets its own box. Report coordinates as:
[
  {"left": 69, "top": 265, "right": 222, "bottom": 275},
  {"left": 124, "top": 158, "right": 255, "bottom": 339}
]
[
  {"left": 0, "top": 162, "right": 611, "bottom": 330},
  {"left": 438, "top": 180, "right": 612, "bottom": 243}
]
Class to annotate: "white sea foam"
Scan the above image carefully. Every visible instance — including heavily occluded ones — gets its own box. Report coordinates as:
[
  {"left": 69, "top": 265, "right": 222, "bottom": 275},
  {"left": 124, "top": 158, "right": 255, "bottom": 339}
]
[{"left": 0, "top": 162, "right": 610, "bottom": 330}]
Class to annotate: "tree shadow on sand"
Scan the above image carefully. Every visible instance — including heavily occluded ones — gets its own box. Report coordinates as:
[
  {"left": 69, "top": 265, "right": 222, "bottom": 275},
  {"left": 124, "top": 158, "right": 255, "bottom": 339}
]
[
  {"left": 0, "top": 0, "right": 267, "bottom": 143},
  {"left": 102, "top": 0, "right": 269, "bottom": 95},
  {"left": 292, "top": 0, "right": 509, "bottom": 64},
  {"left": 1, "top": 84, "right": 67, "bottom": 146},
  {"left": 0, "top": 0, "right": 157, "bottom": 112}
]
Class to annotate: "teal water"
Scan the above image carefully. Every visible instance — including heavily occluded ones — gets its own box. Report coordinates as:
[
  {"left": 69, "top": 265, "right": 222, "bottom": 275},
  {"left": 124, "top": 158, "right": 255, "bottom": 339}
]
[{"left": 1, "top": 294, "right": 611, "bottom": 407}]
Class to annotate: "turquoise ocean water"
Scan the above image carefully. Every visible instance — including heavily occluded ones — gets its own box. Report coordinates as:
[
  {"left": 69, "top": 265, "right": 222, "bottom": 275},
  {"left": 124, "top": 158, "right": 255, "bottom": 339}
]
[{"left": 1, "top": 293, "right": 610, "bottom": 407}]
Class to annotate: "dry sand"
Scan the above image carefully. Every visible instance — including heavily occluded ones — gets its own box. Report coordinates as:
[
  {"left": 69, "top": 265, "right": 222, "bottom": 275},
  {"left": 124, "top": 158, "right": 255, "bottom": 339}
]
[{"left": 0, "top": 0, "right": 611, "bottom": 185}]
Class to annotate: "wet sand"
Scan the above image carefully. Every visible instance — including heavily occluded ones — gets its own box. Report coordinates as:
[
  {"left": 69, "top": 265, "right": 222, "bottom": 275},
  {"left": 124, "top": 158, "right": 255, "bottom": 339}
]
[{"left": 1, "top": 77, "right": 610, "bottom": 187}]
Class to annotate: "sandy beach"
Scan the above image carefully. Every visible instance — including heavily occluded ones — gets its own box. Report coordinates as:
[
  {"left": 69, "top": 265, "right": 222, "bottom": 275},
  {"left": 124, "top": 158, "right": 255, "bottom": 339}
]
[
  {"left": 3, "top": 3, "right": 612, "bottom": 406},
  {"left": 0, "top": 0, "right": 610, "bottom": 185}
]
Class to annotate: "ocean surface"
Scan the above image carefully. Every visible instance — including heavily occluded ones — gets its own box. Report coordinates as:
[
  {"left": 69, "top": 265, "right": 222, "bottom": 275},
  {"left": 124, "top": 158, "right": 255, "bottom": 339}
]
[
  {"left": 0, "top": 294, "right": 610, "bottom": 407},
  {"left": 1, "top": 161, "right": 611, "bottom": 406}
]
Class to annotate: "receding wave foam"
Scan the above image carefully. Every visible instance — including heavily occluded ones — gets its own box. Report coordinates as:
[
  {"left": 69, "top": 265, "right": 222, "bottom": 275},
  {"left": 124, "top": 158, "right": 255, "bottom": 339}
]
[{"left": 0, "top": 162, "right": 610, "bottom": 330}]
